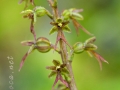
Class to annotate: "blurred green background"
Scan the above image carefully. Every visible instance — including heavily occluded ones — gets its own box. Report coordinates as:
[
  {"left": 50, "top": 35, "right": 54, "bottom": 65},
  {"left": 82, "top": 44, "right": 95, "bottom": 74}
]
[{"left": 0, "top": 0, "right": 120, "bottom": 90}]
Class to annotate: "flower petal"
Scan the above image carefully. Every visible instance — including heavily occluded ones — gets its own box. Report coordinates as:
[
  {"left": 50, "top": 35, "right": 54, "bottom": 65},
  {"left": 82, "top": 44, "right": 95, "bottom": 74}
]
[
  {"left": 72, "top": 19, "right": 93, "bottom": 36},
  {"left": 21, "top": 40, "right": 34, "bottom": 46},
  {"left": 52, "top": 73, "right": 59, "bottom": 89},
  {"left": 46, "top": 66, "right": 56, "bottom": 70},
  {"left": 48, "top": 71, "right": 57, "bottom": 78},
  {"left": 85, "top": 37, "right": 96, "bottom": 45},
  {"left": 72, "top": 9, "right": 83, "bottom": 13},
  {"left": 90, "top": 50, "right": 109, "bottom": 70},
  {"left": 53, "top": 60, "right": 61, "bottom": 66},
  {"left": 59, "top": 74, "right": 68, "bottom": 87},
  {"left": 19, "top": 45, "right": 35, "bottom": 71},
  {"left": 19, "top": 52, "right": 28, "bottom": 71},
  {"left": 49, "top": 26, "right": 58, "bottom": 35}
]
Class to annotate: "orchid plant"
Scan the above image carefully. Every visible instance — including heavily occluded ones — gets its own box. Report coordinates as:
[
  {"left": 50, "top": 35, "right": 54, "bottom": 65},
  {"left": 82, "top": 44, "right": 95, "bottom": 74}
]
[{"left": 18, "top": 0, "right": 108, "bottom": 90}]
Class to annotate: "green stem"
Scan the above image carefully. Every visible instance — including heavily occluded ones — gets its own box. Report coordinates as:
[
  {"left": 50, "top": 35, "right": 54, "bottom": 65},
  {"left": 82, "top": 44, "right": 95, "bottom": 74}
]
[{"left": 59, "top": 29, "right": 78, "bottom": 90}]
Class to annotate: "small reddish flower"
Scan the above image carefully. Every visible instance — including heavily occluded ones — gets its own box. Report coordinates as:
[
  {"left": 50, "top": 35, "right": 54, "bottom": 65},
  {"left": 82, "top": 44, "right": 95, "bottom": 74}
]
[
  {"left": 49, "top": 18, "right": 72, "bottom": 49},
  {"left": 19, "top": 37, "right": 52, "bottom": 71},
  {"left": 46, "top": 60, "right": 69, "bottom": 89},
  {"left": 62, "top": 8, "right": 93, "bottom": 36},
  {"left": 72, "top": 37, "right": 108, "bottom": 70},
  {"left": 84, "top": 37, "right": 109, "bottom": 70}
]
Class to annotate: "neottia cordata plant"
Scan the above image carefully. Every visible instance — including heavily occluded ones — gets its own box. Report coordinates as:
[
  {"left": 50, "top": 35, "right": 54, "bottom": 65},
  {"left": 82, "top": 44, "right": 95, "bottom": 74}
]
[{"left": 18, "top": 0, "right": 109, "bottom": 90}]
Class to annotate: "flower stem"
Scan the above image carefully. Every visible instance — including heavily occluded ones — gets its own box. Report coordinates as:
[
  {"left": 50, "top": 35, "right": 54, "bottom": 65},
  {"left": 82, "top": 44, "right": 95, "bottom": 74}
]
[{"left": 59, "top": 29, "right": 78, "bottom": 90}]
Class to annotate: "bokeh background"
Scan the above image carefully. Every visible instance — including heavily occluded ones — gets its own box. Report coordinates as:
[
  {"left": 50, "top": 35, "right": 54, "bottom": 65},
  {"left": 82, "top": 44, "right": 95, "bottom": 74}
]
[{"left": 0, "top": 0, "right": 120, "bottom": 90}]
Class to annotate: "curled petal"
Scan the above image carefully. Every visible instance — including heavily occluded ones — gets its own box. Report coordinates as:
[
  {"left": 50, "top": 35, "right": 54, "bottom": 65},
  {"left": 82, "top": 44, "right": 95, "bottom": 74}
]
[
  {"left": 52, "top": 73, "right": 68, "bottom": 89},
  {"left": 72, "top": 19, "right": 93, "bottom": 36},
  {"left": 90, "top": 50, "right": 109, "bottom": 70},
  {"left": 21, "top": 40, "right": 34, "bottom": 46},
  {"left": 52, "top": 73, "right": 59, "bottom": 89},
  {"left": 72, "top": 9, "right": 83, "bottom": 13},
  {"left": 19, "top": 52, "right": 28, "bottom": 71},
  {"left": 19, "top": 45, "right": 35, "bottom": 71},
  {"left": 59, "top": 74, "right": 68, "bottom": 88}
]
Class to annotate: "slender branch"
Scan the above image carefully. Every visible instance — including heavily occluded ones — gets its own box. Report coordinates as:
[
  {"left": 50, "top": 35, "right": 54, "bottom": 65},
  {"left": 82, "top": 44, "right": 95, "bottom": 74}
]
[{"left": 48, "top": 0, "right": 59, "bottom": 19}]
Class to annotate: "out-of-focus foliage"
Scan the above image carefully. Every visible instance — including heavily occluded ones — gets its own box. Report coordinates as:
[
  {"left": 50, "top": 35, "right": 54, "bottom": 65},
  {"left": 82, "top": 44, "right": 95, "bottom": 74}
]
[{"left": 0, "top": 0, "right": 120, "bottom": 90}]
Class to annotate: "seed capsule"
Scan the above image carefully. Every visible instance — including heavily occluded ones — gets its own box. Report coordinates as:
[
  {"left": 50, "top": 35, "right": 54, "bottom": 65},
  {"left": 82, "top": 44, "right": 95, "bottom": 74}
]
[{"left": 35, "top": 37, "right": 51, "bottom": 53}]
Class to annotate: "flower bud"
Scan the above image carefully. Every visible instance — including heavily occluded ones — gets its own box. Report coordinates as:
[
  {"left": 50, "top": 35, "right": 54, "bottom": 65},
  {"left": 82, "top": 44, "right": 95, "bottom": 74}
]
[
  {"left": 62, "top": 10, "right": 70, "bottom": 20},
  {"left": 34, "top": 6, "right": 47, "bottom": 17},
  {"left": 35, "top": 37, "right": 51, "bottom": 53},
  {"left": 21, "top": 9, "right": 34, "bottom": 18},
  {"left": 73, "top": 42, "right": 84, "bottom": 54}
]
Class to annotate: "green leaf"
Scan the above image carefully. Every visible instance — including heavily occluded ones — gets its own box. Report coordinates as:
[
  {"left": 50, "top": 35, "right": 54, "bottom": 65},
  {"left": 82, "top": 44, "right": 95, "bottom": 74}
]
[
  {"left": 49, "top": 26, "right": 58, "bottom": 35},
  {"left": 63, "top": 25, "right": 71, "bottom": 33}
]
